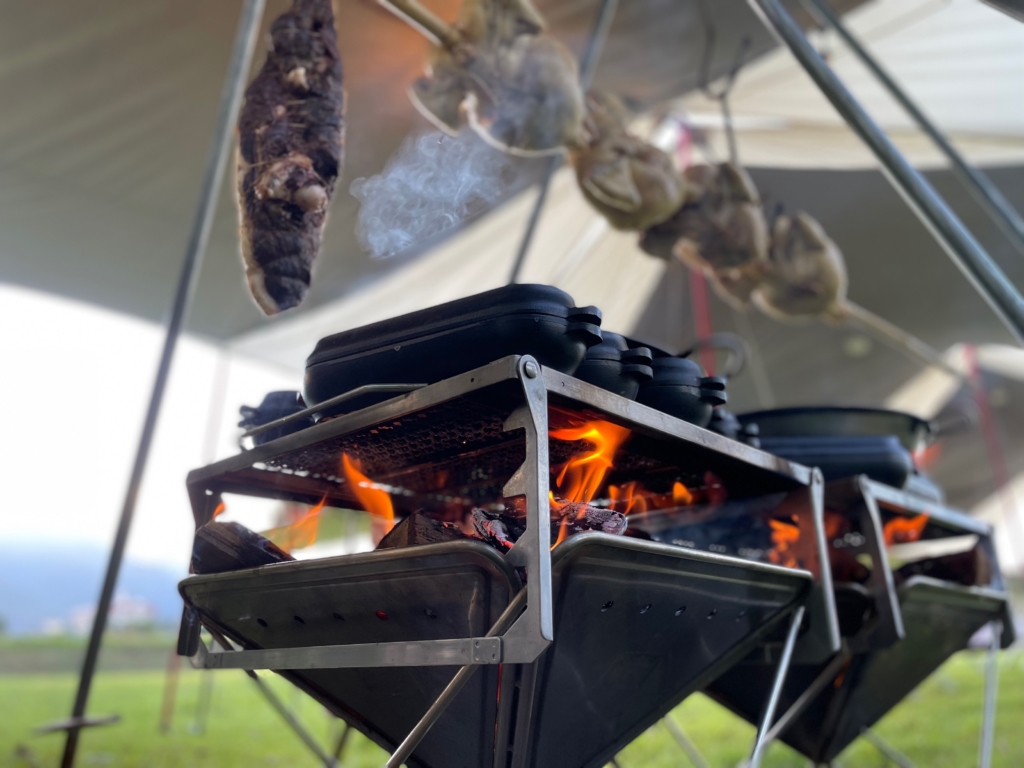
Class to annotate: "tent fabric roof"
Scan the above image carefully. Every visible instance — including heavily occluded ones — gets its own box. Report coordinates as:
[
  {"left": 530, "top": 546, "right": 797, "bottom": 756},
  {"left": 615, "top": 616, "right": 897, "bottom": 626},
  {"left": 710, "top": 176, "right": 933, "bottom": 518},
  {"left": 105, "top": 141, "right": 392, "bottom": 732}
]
[{"left": 0, "top": 0, "right": 803, "bottom": 341}]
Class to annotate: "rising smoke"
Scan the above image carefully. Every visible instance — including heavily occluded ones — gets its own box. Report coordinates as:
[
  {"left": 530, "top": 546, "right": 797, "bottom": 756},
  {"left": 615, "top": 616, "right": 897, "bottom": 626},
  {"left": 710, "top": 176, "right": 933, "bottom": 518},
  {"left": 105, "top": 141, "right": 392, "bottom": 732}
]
[{"left": 350, "top": 130, "right": 519, "bottom": 259}]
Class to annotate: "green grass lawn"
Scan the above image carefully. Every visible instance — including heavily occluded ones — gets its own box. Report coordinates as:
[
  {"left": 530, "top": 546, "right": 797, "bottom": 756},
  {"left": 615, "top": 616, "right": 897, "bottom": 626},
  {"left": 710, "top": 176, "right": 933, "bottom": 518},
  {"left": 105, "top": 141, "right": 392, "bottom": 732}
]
[{"left": 2, "top": 647, "right": 1022, "bottom": 767}]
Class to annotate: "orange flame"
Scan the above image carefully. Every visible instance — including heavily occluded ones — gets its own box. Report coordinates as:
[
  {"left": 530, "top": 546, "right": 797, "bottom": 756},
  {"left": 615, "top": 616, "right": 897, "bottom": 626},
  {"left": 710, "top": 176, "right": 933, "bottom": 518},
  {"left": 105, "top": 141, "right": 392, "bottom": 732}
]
[
  {"left": 341, "top": 453, "right": 395, "bottom": 541},
  {"left": 672, "top": 481, "right": 693, "bottom": 506},
  {"left": 550, "top": 420, "right": 631, "bottom": 504},
  {"left": 265, "top": 496, "right": 327, "bottom": 553},
  {"left": 608, "top": 481, "right": 648, "bottom": 516},
  {"left": 212, "top": 501, "right": 226, "bottom": 519},
  {"left": 768, "top": 519, "right": 800, "bottom": 569},
  {"left": 883, "top": 514, "right": 929, "bottom": 546}
]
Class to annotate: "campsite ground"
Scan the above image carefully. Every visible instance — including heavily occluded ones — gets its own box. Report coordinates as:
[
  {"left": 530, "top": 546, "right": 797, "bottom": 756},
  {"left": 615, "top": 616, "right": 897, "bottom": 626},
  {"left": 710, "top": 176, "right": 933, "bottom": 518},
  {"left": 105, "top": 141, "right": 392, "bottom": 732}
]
[{"left": 2, "top": 633, "right": 1022, "bottom": 768}]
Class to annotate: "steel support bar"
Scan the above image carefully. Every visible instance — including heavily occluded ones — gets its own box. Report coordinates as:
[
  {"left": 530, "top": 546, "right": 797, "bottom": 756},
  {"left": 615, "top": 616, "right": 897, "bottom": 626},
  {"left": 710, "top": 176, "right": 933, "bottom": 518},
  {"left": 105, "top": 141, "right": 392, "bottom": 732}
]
[
  {"left": 860, "top": 728, "right": 916, "bottom": 768},
  {"left": 386, "top": 590, "right": 528, "bottom": 768},
  {"left": 804, "top": 0, "right": 1024, "bottom": 259},
  {"left": 748, "top": 0, "right": 1024, "bottom": 343},
  {"left": 979, "top": 621, "right": 1002, "bottom": 768},
  {"left": 248, "top": 671, "right": 338, "bottom": 768},
  {"left": 197, "top": 637, "right": 503, "bottom": 670},
  {"left": 508, "top": 0, "right": 617, "bottom": 284},
  {"left": 750, "top": 605, "right": 806, "bottom": 768},
  {"left": 761, "top": 649, "right": 851, "bottom": 748},
  {"left": 59, "top": 3, "right": 266, "bottom": 766},
  {"left": 664, "top": 715, "right": 711, "bottom": 768}
]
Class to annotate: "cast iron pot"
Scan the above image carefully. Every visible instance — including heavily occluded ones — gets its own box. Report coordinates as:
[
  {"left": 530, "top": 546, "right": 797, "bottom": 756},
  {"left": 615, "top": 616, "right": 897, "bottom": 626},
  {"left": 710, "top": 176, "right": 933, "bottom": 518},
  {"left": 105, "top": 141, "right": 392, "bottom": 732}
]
[
  {"left": 738, "top": 407, "right": 933, "bottom": 452},
  {"left": 636, "top": 356, "right": 727, "bottom": 427},
  {"left": 573, "top": 332, "right": 653, "bottom": 400}
]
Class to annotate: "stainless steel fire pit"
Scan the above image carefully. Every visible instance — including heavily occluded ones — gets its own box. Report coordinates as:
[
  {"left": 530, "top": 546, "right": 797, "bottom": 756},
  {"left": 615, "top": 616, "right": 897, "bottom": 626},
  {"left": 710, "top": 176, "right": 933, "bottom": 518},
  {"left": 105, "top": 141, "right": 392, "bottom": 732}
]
[
  {"left": 177, "top": 355, "right": 835, "bottom": 767},
  {"left": 703, "top": 477, "right": 1015, "bottom": 765}
]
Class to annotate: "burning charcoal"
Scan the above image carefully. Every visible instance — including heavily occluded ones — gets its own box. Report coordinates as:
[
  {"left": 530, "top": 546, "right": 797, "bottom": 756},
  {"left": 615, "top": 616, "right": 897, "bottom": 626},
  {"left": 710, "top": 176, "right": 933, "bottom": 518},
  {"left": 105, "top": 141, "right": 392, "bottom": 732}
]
[
  {"left": 552, "top": 501, "right": 627, "bottom": 544},
  {"left": 376, "top": 511, "right": 468, "bottom": 550},
  {"left": 569, "top": 92, "right": 686, "bottom": 231},
  {"left": 472, "top": 507, "right": 525, "bottom": 551},
  {"left": 237, "top": 0, "right": 345, "bottom": 315},
  {"left": 192, "top": 522, "right": 294, "bottom": 575}
]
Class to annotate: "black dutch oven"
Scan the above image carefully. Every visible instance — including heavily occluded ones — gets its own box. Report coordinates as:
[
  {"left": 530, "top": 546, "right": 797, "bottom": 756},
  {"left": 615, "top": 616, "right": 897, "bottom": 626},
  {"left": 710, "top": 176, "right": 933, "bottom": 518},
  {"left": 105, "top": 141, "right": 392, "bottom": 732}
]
[
  {"left": 636, "top": 355, "right": 727, "bottom": 428},
  {"left": 573, "top": 332, "right": 653, "bottom": 400}
]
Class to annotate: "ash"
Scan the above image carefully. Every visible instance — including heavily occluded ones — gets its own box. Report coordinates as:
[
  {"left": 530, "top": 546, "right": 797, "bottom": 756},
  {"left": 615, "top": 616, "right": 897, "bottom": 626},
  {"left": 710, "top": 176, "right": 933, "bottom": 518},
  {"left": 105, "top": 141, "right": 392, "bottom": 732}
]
[{"left": 350, "top": 130, "right": 517, "bottom": 258}]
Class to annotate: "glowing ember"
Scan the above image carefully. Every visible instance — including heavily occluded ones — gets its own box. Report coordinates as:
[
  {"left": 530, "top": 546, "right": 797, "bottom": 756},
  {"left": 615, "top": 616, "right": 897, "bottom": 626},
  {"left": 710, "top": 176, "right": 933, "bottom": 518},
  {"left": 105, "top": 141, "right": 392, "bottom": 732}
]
[
  {"left": 265, "top": 496, "right": 327, "bottom": 553},
  {"left": 883, "top": 514, "right": 929, "bottom": 546},
  {"left": 768, "top": 518, "right": 800, "bottom": 569},
  {"left": 550, "top": 420, "right": 631, "bottom": 504},
  {"left": 341, "top": 453, "right": 396, "bottom": 541}
]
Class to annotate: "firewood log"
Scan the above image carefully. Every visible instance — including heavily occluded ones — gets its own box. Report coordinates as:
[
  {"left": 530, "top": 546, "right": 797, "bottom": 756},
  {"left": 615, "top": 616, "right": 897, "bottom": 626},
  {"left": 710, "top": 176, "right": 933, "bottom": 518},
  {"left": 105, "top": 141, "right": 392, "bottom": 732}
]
[
  {"left": 192, "top": 522, "right": 294, "bottom": 575},
  {"left": 237, "top": 0, "right": 345, "bottom": 315},
  {"left": 376, "top": 511, "right": 468, "bottom": 550}
]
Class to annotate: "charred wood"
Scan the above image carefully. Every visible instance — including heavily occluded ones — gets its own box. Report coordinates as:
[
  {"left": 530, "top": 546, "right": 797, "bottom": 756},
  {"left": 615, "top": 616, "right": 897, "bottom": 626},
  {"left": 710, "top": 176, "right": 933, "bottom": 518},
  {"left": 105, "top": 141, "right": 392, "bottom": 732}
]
[{"left": 192, "top": 522, "right": 294, "bottom": 575}]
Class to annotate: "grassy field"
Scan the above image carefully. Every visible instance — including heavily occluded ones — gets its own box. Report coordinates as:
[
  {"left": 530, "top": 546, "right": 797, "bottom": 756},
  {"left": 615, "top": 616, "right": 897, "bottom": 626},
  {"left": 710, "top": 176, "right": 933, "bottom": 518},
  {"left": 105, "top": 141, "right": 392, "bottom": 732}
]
[{"left": 2, "top": 638, "right": 1022, "bottom": 767}]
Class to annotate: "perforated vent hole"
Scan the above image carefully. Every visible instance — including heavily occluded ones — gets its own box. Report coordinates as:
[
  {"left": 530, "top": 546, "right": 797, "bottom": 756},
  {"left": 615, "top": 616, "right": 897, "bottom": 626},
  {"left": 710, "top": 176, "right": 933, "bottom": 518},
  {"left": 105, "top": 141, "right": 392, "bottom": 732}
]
[
  {"left": 424, "top": 608, "right": 437, "bottom": 619},
  {"left": 601, "top": 601, "right": 614, "bottom": 612},
  {"left": 735, "top": 610, "right": 747, "bottom": 622},
  {"left": 333, "top": 613, "right": 345, "bottom": 622},
  {"left": 257, "top": 618, "right": 268, "bottom": 628},
  {"left": 707, "top": 609, "right": 718, "bottom": 620},
  {"left": 376, "top": 610, "right": 389, "bottom": 621},
  {"left": 293, "top": 615, "right": 305, "bottom": 625},
  {"left": 675, "top": 606, "right": 687, "bottom": 617},
  {"left": 640, "top": 604, "right": 652, "bottom": 614}
]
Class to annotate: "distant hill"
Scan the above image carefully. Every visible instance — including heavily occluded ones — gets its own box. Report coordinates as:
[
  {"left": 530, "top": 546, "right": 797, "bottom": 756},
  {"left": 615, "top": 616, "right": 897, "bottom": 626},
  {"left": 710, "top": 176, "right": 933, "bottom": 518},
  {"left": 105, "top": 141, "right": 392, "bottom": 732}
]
[{"left": 0, "top": 541, "right": 185, "bottom": 635}]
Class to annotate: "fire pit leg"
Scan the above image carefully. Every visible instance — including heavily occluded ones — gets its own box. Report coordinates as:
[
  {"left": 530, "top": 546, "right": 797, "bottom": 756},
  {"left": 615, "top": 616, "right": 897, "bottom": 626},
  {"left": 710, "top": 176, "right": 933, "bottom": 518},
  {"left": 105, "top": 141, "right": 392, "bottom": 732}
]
[
  {"left": 978, "top": 620, "right": 1002, "bottom": 768},
  {"left": 386, "top": 590, "right": 529, "bottom": 768},
  {"left": 749, "top": 605, "right": 806, "bottom": 768},
  {"left": 664, "top": 715, "right": 711, "bottom": 768},
  {"left": 859, "top": 728, "right": 916, "bottom": 768},
  {"left": 760, "top": 647, "right": 851, "bottom": 749}
]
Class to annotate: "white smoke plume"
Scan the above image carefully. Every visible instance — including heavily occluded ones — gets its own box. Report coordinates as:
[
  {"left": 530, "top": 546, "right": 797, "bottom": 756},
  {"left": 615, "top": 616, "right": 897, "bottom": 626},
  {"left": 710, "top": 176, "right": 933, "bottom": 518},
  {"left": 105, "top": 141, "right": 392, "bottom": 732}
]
[{"left": 350, "top": 130, "right": 518, "bottom": 259}]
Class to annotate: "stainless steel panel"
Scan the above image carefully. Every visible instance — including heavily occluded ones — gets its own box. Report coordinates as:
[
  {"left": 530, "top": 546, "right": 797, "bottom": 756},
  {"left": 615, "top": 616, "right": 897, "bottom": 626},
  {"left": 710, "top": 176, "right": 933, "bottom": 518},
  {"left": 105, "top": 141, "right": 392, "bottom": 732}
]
[{"left": 180, "top": 542, "right": 520, "bottom": 768}]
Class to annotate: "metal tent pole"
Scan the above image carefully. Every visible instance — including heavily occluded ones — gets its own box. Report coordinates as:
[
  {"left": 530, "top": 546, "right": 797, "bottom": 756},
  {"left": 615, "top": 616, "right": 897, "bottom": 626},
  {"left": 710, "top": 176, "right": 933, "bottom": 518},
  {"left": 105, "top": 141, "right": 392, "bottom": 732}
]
[
  {"left": 58, "top": 2, "right": 266, "bottom": 766},
  {"left": 747, "top": 0, "right": 1024, "bottom": 344},
  {"left": 803, "top": 0, "right": 1024, "bottom": 259},
  {"left": 507, "top": 0, "right": 618, "bottom": 284}
]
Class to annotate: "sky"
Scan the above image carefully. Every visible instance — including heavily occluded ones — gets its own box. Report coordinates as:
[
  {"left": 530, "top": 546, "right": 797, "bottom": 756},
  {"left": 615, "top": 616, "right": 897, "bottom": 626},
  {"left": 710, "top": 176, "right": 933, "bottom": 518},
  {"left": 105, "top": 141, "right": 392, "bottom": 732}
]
[{"left": 0, "top": 283, "right": 298, "bottom": 571}]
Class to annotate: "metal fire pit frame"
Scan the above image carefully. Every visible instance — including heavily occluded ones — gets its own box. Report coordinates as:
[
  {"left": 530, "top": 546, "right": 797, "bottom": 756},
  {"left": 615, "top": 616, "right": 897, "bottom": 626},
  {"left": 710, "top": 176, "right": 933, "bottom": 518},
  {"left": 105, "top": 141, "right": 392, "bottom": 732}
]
[
  {"left": 703, "top": 477, "right": 1015, "bottom": 766},
  {"left": 178, "top": 354, "right": 838, "bottom": 766}
]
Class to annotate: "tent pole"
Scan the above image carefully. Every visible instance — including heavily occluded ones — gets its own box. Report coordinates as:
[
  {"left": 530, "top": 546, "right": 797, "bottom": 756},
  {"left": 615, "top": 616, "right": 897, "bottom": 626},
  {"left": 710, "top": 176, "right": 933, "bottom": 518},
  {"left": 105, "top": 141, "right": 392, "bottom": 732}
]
[
  {"left": 746, "top": 0, "right": 1024, "bottom": 344},
  {"left": 507, "top": 0, "right": 618, "bottom": 284},
  {"left": 59, "top": 2, "right": 266, "bottom": 766},
  {"left": 803, "top": 0, "right": 1024, "bottom": 260}
]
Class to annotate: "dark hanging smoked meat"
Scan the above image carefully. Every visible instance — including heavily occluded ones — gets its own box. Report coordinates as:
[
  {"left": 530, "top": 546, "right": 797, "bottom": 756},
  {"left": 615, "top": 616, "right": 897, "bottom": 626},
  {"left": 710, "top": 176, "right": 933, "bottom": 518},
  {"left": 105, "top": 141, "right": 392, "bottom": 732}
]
[{"left": 237, "top": 0, "right": 345, "bottom": 315}]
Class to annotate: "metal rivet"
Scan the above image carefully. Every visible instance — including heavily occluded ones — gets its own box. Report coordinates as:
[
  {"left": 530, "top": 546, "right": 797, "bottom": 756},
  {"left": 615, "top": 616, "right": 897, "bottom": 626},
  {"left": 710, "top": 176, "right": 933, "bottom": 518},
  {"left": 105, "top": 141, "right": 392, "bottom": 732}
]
[
  {"left": 640, "top": 604, "right": 652, "bottom": 614},
  {"left": 707, "top": 609, "right": 718, "bottom": 620},
  {"left": 524, "top": 361, "right": 539, "bottom": 378},
  {"left": 675, "top": 607, "right": 686, "bottom": 617}
]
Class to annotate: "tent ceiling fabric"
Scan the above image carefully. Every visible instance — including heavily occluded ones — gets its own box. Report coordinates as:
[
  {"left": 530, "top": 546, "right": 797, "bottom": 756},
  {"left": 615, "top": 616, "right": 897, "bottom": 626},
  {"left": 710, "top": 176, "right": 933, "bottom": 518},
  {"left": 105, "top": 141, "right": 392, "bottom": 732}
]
[{"left": 0, "top": 0, "right": 829, "bottom": 341}]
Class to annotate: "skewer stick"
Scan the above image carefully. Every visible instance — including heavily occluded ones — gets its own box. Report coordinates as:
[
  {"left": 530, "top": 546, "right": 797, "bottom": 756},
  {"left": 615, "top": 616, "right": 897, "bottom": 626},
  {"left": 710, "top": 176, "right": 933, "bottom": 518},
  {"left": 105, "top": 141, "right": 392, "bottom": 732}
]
[
  {"left": 837, "top": 301, "right": 965, "bottom": 381},
  {"left": 376, "top": 0, "right": 462, "bottom": 49}
]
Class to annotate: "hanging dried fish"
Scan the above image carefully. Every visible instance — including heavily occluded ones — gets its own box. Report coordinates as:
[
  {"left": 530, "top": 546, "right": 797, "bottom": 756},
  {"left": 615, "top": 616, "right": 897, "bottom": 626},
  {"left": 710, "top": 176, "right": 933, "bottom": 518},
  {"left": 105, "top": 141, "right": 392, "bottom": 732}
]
[
  {"left": 569, "top": 92, "right": 687, "bottom": 231},
  {"left": 754, "top": 212, "right": 847, "bottom": 321},
  {"left": 237, "top": 0, "right": 345, "bottom": 315},
  {"left": 390, "top": 0, "right": 584, "bottom": 155}
]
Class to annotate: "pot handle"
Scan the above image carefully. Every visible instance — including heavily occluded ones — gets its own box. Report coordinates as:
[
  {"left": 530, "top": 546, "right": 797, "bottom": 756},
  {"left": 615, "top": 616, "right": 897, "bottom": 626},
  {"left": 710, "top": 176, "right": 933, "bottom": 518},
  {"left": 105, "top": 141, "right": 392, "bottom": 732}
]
[
  {"left": 699, "top": 376, "right": 728, "bottom": 407},
  {"left": 567, "top": 305, "right": 603, "bottom": 346}
]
